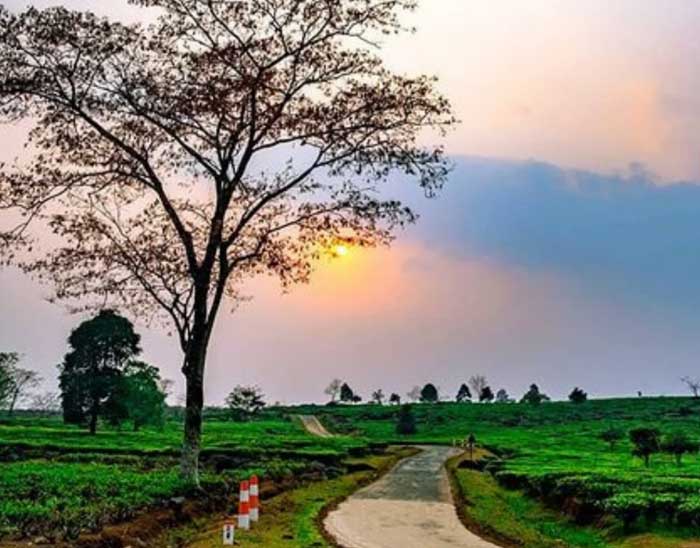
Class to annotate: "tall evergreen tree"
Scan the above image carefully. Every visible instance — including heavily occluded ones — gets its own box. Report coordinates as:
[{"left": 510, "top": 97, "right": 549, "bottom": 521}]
[{"left": 58, "top": 310, "right": 141, "bottom": 434}]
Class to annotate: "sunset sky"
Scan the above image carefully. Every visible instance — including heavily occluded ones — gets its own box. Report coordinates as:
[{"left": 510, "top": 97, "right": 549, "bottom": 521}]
[{"left": 2, "top": 0, "right": 700, "bottom": 404}]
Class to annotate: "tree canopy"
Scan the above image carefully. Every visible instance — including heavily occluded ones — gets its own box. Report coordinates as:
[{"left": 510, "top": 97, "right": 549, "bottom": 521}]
[
  {"left": 58, "top": 310, "right": 141, "bottom": 434},
  {"left": 0, "top": 0, "right": 454, "bottom": 483}
]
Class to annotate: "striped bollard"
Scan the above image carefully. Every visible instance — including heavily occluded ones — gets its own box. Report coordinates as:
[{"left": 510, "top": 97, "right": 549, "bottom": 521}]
[
  {"left": 222, "top": 520, "right": 235, "bottom": 545},
  {"left": 250, "top": 475, "right": 260, "bottom": 522},
  {"left": 238, "top": 480, "right": 250, "bottom": 530}
]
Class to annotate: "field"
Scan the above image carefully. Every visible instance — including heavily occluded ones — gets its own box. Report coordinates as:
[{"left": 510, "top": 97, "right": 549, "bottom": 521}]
[
  {"left": 1, "top": 398, "right": 700, "bottom": 546},
  {"left": 0, "top": 412, "right": 373, "bottom": 543}
]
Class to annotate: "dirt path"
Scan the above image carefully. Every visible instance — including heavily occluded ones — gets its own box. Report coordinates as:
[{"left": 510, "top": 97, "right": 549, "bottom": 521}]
[
  {"left": 324, "top": 446, "right": 500, "bottom": 548},
  {"left": 297, "top": 414, "right": 334, "bottom": 437}
]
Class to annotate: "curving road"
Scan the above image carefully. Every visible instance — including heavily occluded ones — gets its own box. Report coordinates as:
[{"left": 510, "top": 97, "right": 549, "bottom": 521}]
[{"left": 324, "top": 446, "right": 499, "bottom": 548}]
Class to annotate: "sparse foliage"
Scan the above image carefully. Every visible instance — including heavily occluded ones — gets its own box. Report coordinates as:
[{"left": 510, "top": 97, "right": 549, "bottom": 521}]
[
  {"left": 0, "top": 353, "right": 19, "bottom": 408},
  {"left": 0, "top": 0, "right": 455, "bottom": 484},
  {"left": 324, "top": 379, "right": 343, "bottom": 403},
  {"left": 469, "top": 375, "right": 488, "bottom": 399},
  {"left": 30, "top": 391, "right": 61, "bottom": 416},
  {"left": 371, "top": 389, "right": 385, "bottom": 405},
  {"left": 681, "top": 377, "right": 700, "bottom": 399},
  {"left": 6, "top": 367, "right": 42, "bottom": 416},
  {"left": 406, "top": 386, "right": 422, "bottom": 403}
]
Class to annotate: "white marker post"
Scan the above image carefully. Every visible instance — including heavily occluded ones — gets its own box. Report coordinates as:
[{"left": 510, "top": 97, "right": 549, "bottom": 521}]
[{"left": 222, "top": 521, "right": 235, "bottom": 545}]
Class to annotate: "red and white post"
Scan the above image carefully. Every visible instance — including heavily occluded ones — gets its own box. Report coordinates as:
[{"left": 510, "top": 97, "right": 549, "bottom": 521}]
[
  {"left": 249, "top": 475, "right": 260, "bottom": 522},
  {"left": 238, "top": 480, "right": 250, "bottom": 530}
]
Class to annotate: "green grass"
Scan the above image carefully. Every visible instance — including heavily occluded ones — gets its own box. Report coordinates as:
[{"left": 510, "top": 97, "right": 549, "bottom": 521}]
[
  {"left": 451, "top": 465, "right": 609, "bottom": 547},
  {"left": 173, "top": 449, "right": 412, "bottom": 548}
]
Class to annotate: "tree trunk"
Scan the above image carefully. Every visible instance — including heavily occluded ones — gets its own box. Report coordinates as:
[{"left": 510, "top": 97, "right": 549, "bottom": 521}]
[
  {"left": 181, "top": 336, "right": 207, "bottom": 487},
  {"left": 8, "top": 389, "right": 18, "bottom": 417}
]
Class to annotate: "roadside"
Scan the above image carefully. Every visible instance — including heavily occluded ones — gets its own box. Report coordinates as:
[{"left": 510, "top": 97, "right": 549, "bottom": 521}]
[
  {"left": 167, "top": 447, "right": 415, "bottom": 547},
  {"left": 446, "top": 451, "right": 700, "bottom": 548}
]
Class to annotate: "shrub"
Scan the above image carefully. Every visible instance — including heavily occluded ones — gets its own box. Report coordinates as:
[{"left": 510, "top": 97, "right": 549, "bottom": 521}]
[
  {"left": 395, "top": 405, "right": 417, "bottom": 435},
  {"left": 604, "top": 492, "right": 650, "bottom": 530}
]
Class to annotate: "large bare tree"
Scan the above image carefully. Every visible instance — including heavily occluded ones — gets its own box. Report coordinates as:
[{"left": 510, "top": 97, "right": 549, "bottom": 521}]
[{"left": 0, "top": 0, "right": 455, "bottom": 483}]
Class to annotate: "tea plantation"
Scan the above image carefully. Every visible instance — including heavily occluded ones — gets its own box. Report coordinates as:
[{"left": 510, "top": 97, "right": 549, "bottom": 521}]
[{"left": 2, "top": 397, "right": 700, "bottom": 546}]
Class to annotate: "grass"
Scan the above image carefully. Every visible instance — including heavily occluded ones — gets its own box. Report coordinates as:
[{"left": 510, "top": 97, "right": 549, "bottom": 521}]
[
  {"left": 448, "top": 454, "right": 609, "bottom": 548},
  {"left": 169, "top": 448, "right": 412, "bottom": 548}
]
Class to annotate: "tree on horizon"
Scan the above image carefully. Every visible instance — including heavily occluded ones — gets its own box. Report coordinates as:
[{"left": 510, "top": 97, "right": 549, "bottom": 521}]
[
  {"left": 456, "top": 383, "right": 472, "bottom": 403},
  {"left": 420, "top": 383, "right": 439, "bottom": 403},
  {"left": 0, "top": 0, "right": 455, "bottom": 484}
]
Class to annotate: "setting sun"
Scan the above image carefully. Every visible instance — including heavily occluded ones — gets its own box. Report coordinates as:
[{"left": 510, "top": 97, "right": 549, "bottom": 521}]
[{"left": 334, "top": 245, "right": 349, "bottom": 257}]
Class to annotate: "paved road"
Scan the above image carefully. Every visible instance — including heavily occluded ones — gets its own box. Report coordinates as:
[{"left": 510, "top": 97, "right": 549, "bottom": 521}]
[
  {"left": 297, "top": 415, "right": 333, "bottom": 437},
  {"left": 324, "top": 446, "right": 500, "bottom": 548}
]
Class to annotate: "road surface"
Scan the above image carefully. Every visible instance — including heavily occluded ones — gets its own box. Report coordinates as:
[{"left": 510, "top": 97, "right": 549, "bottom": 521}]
[
  {"left": 324, "top": 446, "right": 499, "bottom": 548},
  {"left": 297, "top": 415, "right": 334, "bottom": 437}
]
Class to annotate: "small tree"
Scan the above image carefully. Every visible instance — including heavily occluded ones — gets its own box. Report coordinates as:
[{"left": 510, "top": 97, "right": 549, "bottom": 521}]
[
  {"left": 599, "top": 427, "right": 625, "bottom": 450},
  {"left": 30, "top": 391, "right": 61, "bottom": 417},
  {"left": 371, "top": 389, "right": 385, "bottom": 405},
  {"left": 456, "top": 384, "right": 472, "bottom": 403},
  {"left": 661, "top": 432, "right": 699, "bottom": 466},
  {"left": 495, "top": 389, "right": 512, "bottom": 403},
  {"left": 406, "top": 386, "right": 422, "bottom": 403},
  {"left": 479, "top": 386, "right": 494, "bottom": 403},
  {"left": 351, "top": 394, "right": 363, "bottom": 404},
  {"left": 396, "top": 404, "right": 417, "bottom": 435},
  {"left": 469, "top": 375, "right": 488, "bottom": 400},
  {"left": 681, "top": 377, "right": 700, "bottom": 399},
  {"left": 389, "top": 393, "right": 401, "bottom": 405},
  {"left": 324, "top": 379, "right": 343, "bottom": 404},
  {"left": 0, "top": 353, "right": 19, "bottom": 408},
  {"left": 7, "top": 367, "right": 42, "bottom": 416},
  {"left": 225, "top": 385, "right": 266, "bottom": 422},
  {"left": 467, "top": 433, "right": 477, "bottom": 460},
  {"left": 569, "top": 387, "right": 588, "bottom": 404},
  {"left": 340, "top": 383, "right": 355, "bottom": 404},
  {"left": 420, "top": 383, "right": 439, "bottom": 403},
  {"left": 629, "top": 428, "right": 660, "bottom": 467},
  {"left": 521, "top": 384, "right": 550, "bottom": 405}
]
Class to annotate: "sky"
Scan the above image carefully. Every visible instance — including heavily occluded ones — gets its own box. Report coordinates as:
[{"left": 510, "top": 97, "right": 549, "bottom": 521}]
[{"left": 1, "top": 0, "right": 700, "bottom": 404}]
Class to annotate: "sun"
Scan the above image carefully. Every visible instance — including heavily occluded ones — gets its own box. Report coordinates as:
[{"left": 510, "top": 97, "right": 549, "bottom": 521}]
[{"left": 334, "top": 245, "right": 349, "bottom": 257}]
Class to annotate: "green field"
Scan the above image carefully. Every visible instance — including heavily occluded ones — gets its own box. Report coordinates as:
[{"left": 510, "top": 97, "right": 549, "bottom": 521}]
[{"left": 2, "top": 398, "right": 700, "bottom": 546}]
